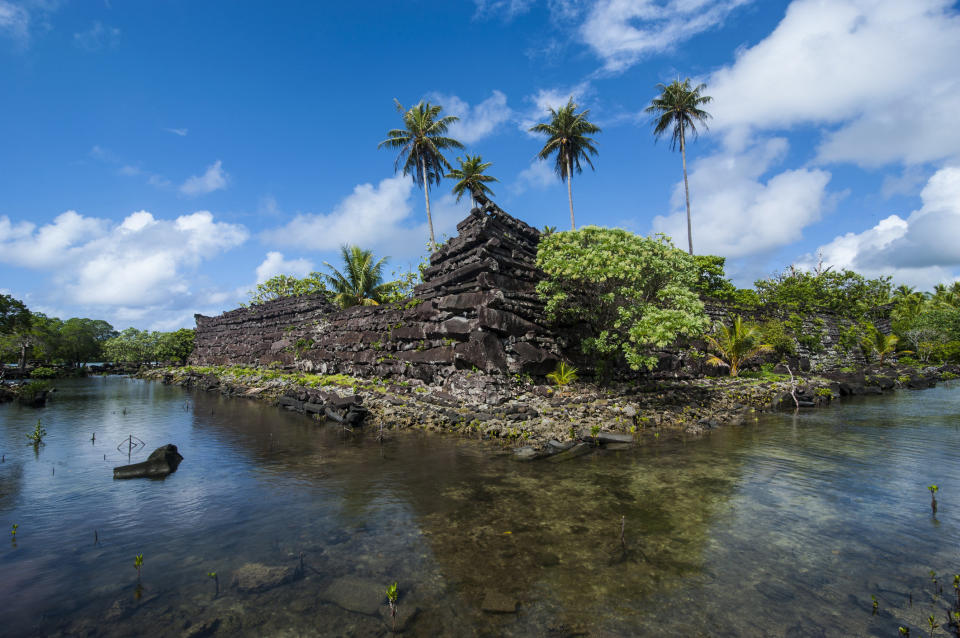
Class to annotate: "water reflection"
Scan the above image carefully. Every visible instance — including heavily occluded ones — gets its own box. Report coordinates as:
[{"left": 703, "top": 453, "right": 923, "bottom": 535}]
[{"left": 0, "top": 377, "right": 958, "bottom": 636}]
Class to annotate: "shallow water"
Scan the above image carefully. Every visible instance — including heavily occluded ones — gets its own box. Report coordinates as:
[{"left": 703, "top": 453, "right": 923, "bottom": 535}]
[{"left": 1, "top": 377, "right": 959, "bottom": 637}]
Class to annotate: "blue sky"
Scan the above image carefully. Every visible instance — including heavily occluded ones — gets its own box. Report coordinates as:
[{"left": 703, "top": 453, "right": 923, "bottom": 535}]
[{"left": 2, "top": 0, "right": 960, "bottom": 330}]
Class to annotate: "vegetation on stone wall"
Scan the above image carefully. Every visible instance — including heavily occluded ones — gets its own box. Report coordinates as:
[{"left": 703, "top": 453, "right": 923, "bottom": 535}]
[{"left": 535, "top": 226, "right": 709, "bottom": 371}]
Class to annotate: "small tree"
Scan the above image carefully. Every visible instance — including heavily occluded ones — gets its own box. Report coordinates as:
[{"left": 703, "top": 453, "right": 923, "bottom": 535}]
[
  {"left": 246, "top": 273, "right": 329, "bottom": 306},
  {"left": 323, "top": 245, "right": 395, "bottom": 309},
  {"left": 536, "top": 227, "right": 708, "bottom": 371},
  {"left": 861, "top": 324, "right": 904, "bottom": 365},
  {"left": 704, "top": 316, "right": 773, "bottom": 377},
  {"left": 447, "top": 154, "right": 498, "bottom": 207}
]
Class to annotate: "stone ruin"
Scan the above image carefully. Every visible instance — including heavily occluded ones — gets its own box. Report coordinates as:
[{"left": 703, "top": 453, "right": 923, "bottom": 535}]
[
  {"left": 189, "top": 200, "right": 562, "bottom": 382},
  {"left": 190, "top": 199, "right": 880, "bottom": 381}
]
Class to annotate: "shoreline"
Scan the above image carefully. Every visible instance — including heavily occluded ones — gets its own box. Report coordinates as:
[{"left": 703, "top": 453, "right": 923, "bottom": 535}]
[{"left": 138, "top": 363, "right": 960, "bottom": 459}]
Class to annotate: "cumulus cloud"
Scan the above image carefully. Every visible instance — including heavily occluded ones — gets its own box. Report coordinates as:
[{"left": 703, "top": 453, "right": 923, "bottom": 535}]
[
  {"left": 0, "top": 209, "right": 248, "bottom": 308},
  {"left": 180, "top": 160, "right": 229, "bottom": 196},
  {"left": 254, "top": 251, "right": 314, "bottom": 285},
  {"left": 430, "top": 90, "right": 512, "bottom": 144},
  {"left": 472, "top": 0, "right": 536, "bottom": 20},
  {"left": 261, "top": 175, "right": 463, "bottom": 259},
  {"left": 708, "top": 0, "right": 960, "bottom": 167},
  {"left": 800, "top": 166, "right": 960, "bottom": 287},
  {"left": 651, "top": 137, "right": 832, "bottom": 257},
  {"left": 580, "top": 0, "right": 753, "bottom": 73}
]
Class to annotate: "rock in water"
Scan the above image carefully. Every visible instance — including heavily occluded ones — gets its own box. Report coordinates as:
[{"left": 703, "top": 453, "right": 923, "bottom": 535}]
[{"left": 113, "top": 444, "right": 184, "bottom": 479}]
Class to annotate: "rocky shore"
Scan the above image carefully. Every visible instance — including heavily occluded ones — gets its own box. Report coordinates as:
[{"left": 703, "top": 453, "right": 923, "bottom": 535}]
[{"left": 140, "top": 363, "right": 958, "bottom": 460}]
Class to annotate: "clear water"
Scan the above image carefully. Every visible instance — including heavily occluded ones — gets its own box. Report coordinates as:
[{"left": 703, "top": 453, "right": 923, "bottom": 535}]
[{"left": 1, "top": 377, "right": 959, "bottom": 637}]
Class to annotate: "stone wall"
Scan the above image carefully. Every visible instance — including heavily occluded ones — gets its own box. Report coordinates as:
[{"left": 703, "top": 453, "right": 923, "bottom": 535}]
[
  {"left": 189, "top": 201, "right": 561, "bottom": 381},
  {"left": 191, "top": 201, "right": 886, "bottom": 380}
]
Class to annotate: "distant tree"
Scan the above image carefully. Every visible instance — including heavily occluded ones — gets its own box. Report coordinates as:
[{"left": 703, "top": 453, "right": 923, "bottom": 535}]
[
  {"left": 246, "top": 273, "right": 329, "bottom": 306},
  {"left": 529, "top": 97, "right": 601, "bottom": 230},
  {"left": 103, "top": 328, "right": 160, "bottom": 364},
  {"left": 447, "top": 154, "right": 498, "bottom": 207},
  {"left": 0, "top": 294, "right": 33, "bottom": 369},
  {"left": 323, "top": 245, "right": 395, "bottom": 309},
  {"left": 156, "top": 329, "right": 195, "bottom": 364},
  {"left": 59, "top": 318, "right": 115, "bottom": 367},
  {"left": 704, "top": 316, "right": 773, "bottom": 377},
  {"left": 379, "top": 100, "right": 464, "bottom": 250},
  {"left": 646, "top": 78, "right": 712, "bottom": 255}
]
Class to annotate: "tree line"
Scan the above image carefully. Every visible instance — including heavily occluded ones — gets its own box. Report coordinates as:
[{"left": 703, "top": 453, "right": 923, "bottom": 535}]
[{"left": 0, "top": 294, "right": 194, "bottom": 368}]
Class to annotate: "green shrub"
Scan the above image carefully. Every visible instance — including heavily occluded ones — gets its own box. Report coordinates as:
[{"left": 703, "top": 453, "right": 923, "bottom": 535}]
[
  {"left": 29, "top": 366, "right": 57, "bottom": 379},
  {"left": 759, "top": 320, "right": 795, "bottom": 358}
]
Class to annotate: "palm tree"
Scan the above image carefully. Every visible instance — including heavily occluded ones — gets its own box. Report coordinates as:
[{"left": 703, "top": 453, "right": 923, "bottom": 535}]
[
  {"left": 860, "top": 324, "right": 905, "bottom": 365},
  {"left": 704, "top": 316, "right": 772, "bottom": 377},
  {"left": 379, "top": 100, "right": 464, "bottom": 250},
  {"left": 646, "top": 78, "right": 713, "bottom": 255},
  {"left": 447, "top": 154, "right": 498, "bottom": 208},
  {"left": 529, "top": 97, "right": 601, "bottom": 230},
  {"left": 323, "top": 245, "right": 394, "bottom": 309}
]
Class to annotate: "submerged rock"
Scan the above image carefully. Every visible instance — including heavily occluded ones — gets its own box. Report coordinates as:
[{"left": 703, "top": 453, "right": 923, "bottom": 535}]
[
  {"left": 481, "top": 590, "right": 517, "bottom": 613},
  {"left": 113, "top": 444, "right": 183, "bottom": 479},
  {"left": 231, "top": 562, "right": 296, "bottom": 593},
  {"left": 322, "top": 576, "right": 384, "bottom": 616}
]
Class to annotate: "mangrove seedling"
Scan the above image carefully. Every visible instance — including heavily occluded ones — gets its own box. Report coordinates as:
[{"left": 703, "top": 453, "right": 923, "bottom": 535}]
[
  {"left": 10, "top": 523, "right": 18, "bottom": 538},
  {"left": 134, "top": 553, "right": 143, "bottom": 579},
  {"left": 899, "top": 627, "right": 910, "bottom": 637},
  {"left": 870, "top": 594, "right": 878, "bottom": 615},
  {"left": 207, "top": 571, "right": 219, "bottom": 597},
  {"left": 930, "top": 485, "right": 939, "bottom": 515},
  {"left": 954, "top": 574, "right": 959, "bottom": 608},
  {"left": 951, "top": 611, "right": 960, "bottom": 638},
  {"left": 26, "top": 419, "right": 47, "bottom": 446},
  {"left": 929, "top": 614, "right": 940, "bottom": 636},
  {"left": 386, "top": 581, "right": 399, "bottom": 629},
  {"left": 590, "top": 425, "right": 601, "bottom": 446},
  {"left": 932, "top": 571, "right": 940, "bottom": 598}
]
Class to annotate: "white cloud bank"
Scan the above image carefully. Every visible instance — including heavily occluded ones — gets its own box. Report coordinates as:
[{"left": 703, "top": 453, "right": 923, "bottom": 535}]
[
  {"left": 800, "top": 166, "right": 960, "bottom": 288},
  {"left": 0, "top": 209, "right": 248, "bottom": 312},
  {"left": 254, "top": 251, "right": 314, "bottom": 285},
  {"left": 180, "top": 160, "right": 229, "bottom": 196},
  {"left": 709, "top": 0, "right": 960, "bottom": 167},
  {"left": 261, "top": 175, "right": 463, "bottom": 259},
  {"left": 652, "top": 138, "right": 832, "bottom": 257}
]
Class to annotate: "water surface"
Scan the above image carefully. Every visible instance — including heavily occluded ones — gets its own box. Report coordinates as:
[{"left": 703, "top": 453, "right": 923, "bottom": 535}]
[{"left": 1, "top": 377, "right": 959, "bottom": 636}]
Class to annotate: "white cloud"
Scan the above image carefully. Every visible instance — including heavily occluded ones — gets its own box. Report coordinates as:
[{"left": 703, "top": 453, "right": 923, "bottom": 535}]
[
  {"left": 0, "top": 1, "right": 29, "bottom": 42},
  {"left": 513, "top": 159, "right": 558, "bottom": 193},
  {"left": 180, "top": 160, "right": 229, "bottom": 196},
  {"left": 800, "top": 166, "right": 960, "bottom": 287},
  {"left": 73, "top": 21, "right": 119, "bottom": 50},
  {"left": 430, "top": 90, "right": 512, "bottom": 144},
  {"left": 0, "top": 209, "right": 248, "bottom": 308},
  {"left": 708, "top": 0, "right": 960, "bottom": 167},
  {"left": 261, "top": 175, "right": 464, "bottom": 259},
  {"left": 521, "top": 81, "right": 592, "bottom": 133},
  {"left": 164, "top": 127, "right": 188, "bottom": 137},
  {"left": 580, "top": 0, "right": 753, "bottom": 73},
  {"left": 651, "top": 137, "right": 832, "bottom": 257},
  {"left": 254, "top": 251, "right": 314, "bottom": 285}
]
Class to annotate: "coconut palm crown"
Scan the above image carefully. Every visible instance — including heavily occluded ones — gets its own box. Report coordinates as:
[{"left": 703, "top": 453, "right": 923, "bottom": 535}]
[
  {"left": 529, "top": 97, "right": 601, "bottom": 230},
  {"left": 704, "top": 316, "right": 772, "bottom": 377},
  {"left": 378, "top": 100, "right": 464, "bottom": 250},
  {"left": 323, "top": 245, "right": 394, "bottom": 309},
  {"left": 861, "top": 324, "right": 906, "bottom": 365},
  {"left": 447, "top": 154, "right": 498, "bottom": 206},
  {"left": 646, "top": 78, "right": 712, "bottom": 255}
]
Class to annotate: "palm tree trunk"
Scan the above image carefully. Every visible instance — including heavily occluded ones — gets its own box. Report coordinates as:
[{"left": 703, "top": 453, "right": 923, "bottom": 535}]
[
  {"left": 420, "top": 155, "right": 436, "bottom": 251},
  {"left": 566, "top": 156, "right": 575, "bottom": 230},
  {"left": 680, "top": 125, "right": 693, "bottom": 255}
]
